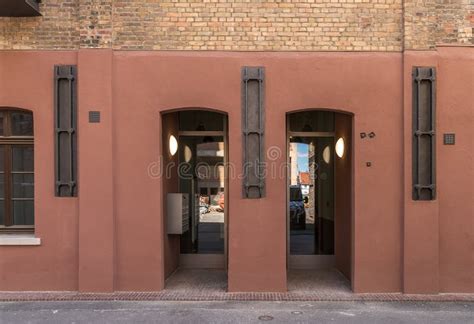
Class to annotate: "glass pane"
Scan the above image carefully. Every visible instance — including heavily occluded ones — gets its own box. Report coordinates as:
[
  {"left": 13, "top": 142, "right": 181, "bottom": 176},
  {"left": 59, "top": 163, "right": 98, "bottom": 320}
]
[
  {"left": 196, "top": 140, "right": 225, "bottom": 254},
  {"left": 178, "top": 111, "right": 224, "bottom": 132},
  {"left": 13, "top": 200, "right": 34, "bottom": 226},
  {"left": 0, "top": 200, "right": 4, "bottom": 225},
  {"left": 289, "top": 140, "right": 315, "bottom": 255},
  {"left": 12, "top": 145, "right": 34, "bottom": 172},
  {"left": 0, "top": 112, "right": 4, "bottom": 136},
  {"left": 289, "top": 111, "right": 335, "bottom": 132},
  {"left": 12, "top": 173, "right": 34, "bottom": 198},
  {"left": 179, "top": 136, "right": 225, "bottom": 254},
  {"left": 11, "top": 111, "right": 34, "bottom": 136},
  {"left": 289, "top": 137, "right": 334, "bottom": 255}
]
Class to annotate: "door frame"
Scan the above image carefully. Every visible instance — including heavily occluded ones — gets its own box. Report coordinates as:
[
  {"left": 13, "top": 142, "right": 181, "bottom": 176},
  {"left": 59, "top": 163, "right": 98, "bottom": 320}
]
[{"left": 178, "top": 115, "right": 229, "bottom": 270}]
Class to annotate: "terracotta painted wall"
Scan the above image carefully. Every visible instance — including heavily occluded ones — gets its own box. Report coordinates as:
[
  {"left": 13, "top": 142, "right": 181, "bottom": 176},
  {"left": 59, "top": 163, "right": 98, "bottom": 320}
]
[
  {"left": 335, "top": 113, "right": 353, "bottom": 283},
  {"left": 77, "top": 49, "right": 115, "bottom": 292},
  {"left": 0, "top": 51, "right": 79, "bottom": 290},
  {"left": 161, "top": 112, "right": 180, "bottom": 278},
  {"left": 272, "top": 53, "right": 403, "bottom": 293},
  {"left": 0, "top": 47, "right": 472, "bottom": 293},
  {"left": 403, "top": 47, "right": 474, "bottom": 294},
  {"left": 112, "top": 57, "right": 165, "bottom": 291},
  {"left": 111, "top": 51, "right": 403, "bottom": 292},
  {"left": 402, "top": 50, "right": 440, "bottom": 294},
  {"left": 437, "top": 47, "right": 473, "bottom": 293}
]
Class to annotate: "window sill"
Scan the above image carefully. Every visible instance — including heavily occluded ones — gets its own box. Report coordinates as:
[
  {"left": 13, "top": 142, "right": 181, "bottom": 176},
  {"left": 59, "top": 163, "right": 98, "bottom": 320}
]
[{"left": 0, "top": 234, "right": 41, "bottom": 246}]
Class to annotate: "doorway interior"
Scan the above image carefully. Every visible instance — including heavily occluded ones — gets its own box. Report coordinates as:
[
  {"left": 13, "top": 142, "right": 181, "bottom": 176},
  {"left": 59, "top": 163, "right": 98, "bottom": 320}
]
[
  {"left": 167, "top": 110, "right": 228, "bottom": 271},
  {"left": 286, "top": 110, "right": 353, "bottom": 291}
]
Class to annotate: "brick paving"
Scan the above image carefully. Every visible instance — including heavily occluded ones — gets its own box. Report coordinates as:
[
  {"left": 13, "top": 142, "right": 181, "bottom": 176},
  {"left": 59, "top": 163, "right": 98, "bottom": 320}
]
[
  {"left": 0, "top": 269, "right": 472, "bottom": 302},
  {"left": 0, "top": 290, "right": 473, "bottom": 302},
  {"left": 0, "top": 290, "right": 472, "bottom": 302}
]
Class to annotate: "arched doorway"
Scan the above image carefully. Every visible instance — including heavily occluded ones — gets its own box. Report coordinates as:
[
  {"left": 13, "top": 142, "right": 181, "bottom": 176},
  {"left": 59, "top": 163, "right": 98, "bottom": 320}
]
[
  {"left": 162, "top": 109, "right": 229, "bottom": 276},
  {"left": 286, "top": 110, "right": 353, "bottom": 290}
]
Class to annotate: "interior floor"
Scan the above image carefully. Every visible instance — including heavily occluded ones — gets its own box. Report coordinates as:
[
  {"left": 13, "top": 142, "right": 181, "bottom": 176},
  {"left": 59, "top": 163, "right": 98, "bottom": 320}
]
[
  {"left": 165, "top": 268, "right": 351, "bottom": 294},
  {"left": 165, "top": 268, "right": 227, "bottom": 293},
  {"left": 287, "top": 269, "right": 351, "bottom": 294}
]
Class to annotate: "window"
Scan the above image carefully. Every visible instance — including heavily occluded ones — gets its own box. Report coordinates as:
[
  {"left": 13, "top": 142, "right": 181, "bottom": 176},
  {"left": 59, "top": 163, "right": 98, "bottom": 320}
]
[{"left": 0, "top": 109, "right": 34, "bottom": 233}]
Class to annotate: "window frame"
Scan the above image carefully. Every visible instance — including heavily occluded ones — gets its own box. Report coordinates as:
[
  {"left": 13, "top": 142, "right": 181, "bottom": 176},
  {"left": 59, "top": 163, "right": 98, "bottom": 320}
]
[{"left": 0, "top": 109, "right": 34, "bottom": 233}]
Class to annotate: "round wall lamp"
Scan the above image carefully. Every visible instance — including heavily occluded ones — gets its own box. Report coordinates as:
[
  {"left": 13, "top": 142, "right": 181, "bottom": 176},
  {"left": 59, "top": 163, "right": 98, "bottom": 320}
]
[
  {"left": 322, "top": 146, "right": 331, "bottom": 164},
  {"left": 335, "top": 137, "right": 345, "bottom": 158},
  {"left": 184, "top": 145, "right": 192, "bottom": 162},
  {"left": 169, "top": 135, "right": 178, "bottom": 156}
]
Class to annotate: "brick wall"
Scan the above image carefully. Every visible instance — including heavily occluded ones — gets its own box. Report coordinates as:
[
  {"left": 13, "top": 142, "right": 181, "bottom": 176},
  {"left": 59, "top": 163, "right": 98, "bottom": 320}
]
[
  {"left": 404, "top": 0, "right": 473, "bottom": 50},
  {"left": 113, "top": 0, "right": 402, "bottom": 51},
  {"left": 0, "top": 0, "right": 79, "bottom": 49},
  {"left": 79, "top": 0, "right": 112, "bottom": 48},
  {"left": 435, "top": 0, "right": 473, "bottom": 46},
  {"left": 0, "top": 0, "right": 472, "bottom": 50}
]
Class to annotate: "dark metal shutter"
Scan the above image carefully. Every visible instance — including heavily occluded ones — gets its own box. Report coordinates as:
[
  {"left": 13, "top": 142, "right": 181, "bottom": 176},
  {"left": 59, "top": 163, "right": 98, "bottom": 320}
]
[
  {"left": 241, "top": 66, "right": 265, "bottom": 198},
  {"left": 54, "top": 65, "right": 78, "bottom": 197},
  {"left": 412, "top": 66, "right": 436, "bottom": 201}
]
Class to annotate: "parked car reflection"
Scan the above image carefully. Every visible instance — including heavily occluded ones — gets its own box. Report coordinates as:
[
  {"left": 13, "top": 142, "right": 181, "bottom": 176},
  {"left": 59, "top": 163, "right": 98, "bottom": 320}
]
[{"left": 289, "top": 185, "right": 306, "bottom": 230}]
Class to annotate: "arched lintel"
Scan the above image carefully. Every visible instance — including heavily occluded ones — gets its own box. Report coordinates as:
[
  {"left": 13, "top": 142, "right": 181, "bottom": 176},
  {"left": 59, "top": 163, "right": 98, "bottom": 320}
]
[
  {"left": 160, "top": 107, "right": 228, "bottom": 117},
  {"left": 0, "top": 106, "right": 34, "bottom": 114},
  {"left": 286, "top": 107, "right": 354, "bottom": 117}
]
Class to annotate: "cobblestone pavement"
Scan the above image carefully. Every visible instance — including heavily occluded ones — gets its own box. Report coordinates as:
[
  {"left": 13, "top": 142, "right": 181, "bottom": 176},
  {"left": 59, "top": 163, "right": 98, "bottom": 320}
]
[
  {"left": 0, "top": 301, "right": 473, "bottom": 324},
  {"left": 0, "top": 269, "right": 472, "bottom": 302}
]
